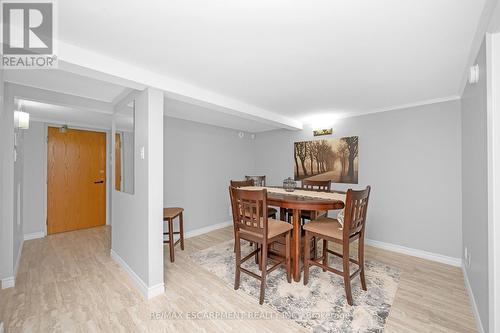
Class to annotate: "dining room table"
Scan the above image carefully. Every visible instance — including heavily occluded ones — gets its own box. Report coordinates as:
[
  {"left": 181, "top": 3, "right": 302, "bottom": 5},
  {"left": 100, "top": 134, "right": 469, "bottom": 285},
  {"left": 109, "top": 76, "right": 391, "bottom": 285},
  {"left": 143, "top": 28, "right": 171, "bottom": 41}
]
[{"left": 247, "top": 186, "right": 346, "bottom": 282}]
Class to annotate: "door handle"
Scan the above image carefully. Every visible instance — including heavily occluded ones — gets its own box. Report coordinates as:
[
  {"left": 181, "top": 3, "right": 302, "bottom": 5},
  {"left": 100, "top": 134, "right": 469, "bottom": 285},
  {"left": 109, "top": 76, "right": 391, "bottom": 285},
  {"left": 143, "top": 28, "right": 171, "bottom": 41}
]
[{"left": 94, "top": 180, "right": 104, "bottom": 184}]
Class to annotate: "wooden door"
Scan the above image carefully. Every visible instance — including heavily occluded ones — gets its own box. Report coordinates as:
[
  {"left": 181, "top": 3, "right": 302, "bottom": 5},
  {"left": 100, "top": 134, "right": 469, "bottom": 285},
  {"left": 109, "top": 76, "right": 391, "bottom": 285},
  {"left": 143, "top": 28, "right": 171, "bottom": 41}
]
[
  {"left": 47, "top": 127, "right": 107, "bottom": 234},
  {"left": 115, "top": 133, "right": 122, "bottom": 191}
]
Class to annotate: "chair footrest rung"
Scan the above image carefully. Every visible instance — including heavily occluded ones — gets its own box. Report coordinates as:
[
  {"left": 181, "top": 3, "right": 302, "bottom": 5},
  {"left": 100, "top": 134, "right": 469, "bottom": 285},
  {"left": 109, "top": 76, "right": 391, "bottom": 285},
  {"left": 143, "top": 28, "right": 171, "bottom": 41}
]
[
  {"left": 163, "top": 238, "right": 182, "bottom": 245},
  {"left": 240, "top": 248, "right": 260, "bottom": 264},
  {"left": 325, "top": 249, "right": 359, "bottom": 265},
  {"left": 307, "top": 259, "right": 343, "bottom": 276},
  {"left": 350, "top": 268, "right": 361, "bottom": 280},
  {"left": 240, "top": 267, "right": 261, "bottom": 280},
  {"left": 266, "top": 261, "right": 283, "bottom": 274}
]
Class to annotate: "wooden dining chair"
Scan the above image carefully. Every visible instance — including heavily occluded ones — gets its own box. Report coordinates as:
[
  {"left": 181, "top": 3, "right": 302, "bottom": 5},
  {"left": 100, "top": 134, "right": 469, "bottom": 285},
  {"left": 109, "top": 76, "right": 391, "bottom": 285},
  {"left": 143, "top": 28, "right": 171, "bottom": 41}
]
[
  {"left": 229, "top": 186, "right": 292, "bottom": 304},
  {"left": 230, "top": 179, "right": 277, "bottom": 252},
  {"left": 303, "top": 186, "right": 371, "bottom": 306},
  {"left": 302, "top": 179, "right": 331, "bottom": 191},
  {"left": 231, "top": 179, "right": 277, "bottom": 219},
  {"left": 287, "top": 179, "right": 332, "bottom": 224}
]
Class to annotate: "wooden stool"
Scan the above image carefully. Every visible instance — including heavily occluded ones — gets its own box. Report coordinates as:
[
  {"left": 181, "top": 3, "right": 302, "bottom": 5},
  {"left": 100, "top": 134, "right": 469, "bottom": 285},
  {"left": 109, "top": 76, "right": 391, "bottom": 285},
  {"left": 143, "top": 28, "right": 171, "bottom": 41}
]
[{"left": 163, "top": 207, "right": 185, "bottom": 262}]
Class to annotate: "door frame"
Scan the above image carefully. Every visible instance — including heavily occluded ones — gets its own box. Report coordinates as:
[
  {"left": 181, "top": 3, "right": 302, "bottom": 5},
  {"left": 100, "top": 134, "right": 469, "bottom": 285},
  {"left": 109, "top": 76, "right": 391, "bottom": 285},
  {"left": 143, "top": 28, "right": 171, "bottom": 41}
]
[
  {"left": 39, "top": 121, "right": 112, "bottom": 236},
  {"left": 487, "top": 31, "right": 500, "bottom": 333},
  {"left": 115, "top": 131, "right": 126, "bottom": 192}
]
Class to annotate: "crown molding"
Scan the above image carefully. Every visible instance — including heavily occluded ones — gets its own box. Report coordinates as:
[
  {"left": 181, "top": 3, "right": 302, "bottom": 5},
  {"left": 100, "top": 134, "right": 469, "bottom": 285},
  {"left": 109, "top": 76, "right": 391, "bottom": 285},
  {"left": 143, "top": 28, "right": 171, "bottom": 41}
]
[{"left": 338, "top": 95, "right": 461, "bottom": 120}]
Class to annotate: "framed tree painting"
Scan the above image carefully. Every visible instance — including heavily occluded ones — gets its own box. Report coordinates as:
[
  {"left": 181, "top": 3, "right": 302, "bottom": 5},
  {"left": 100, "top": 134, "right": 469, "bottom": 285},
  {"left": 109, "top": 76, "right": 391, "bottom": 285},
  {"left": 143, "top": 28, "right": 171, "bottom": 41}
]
[{"left": 294, "top": 136, "right": 358, "bottom": 184}]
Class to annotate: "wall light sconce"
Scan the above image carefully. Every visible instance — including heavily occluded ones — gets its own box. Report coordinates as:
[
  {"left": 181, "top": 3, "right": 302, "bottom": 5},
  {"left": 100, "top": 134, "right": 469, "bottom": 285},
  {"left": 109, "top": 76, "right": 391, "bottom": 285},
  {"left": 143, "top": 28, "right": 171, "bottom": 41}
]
[
  {"left": 14, "top": 111, "right": 30, "bottom": 129},
  {"left": 313, "top": 128, "right": 333, "bottom": 136},
  {"left": 469, "top": 64, "right": 479, "bottom": 84},
  {"left": 304, "top": 114, "right": 340, "bottom": 135}
]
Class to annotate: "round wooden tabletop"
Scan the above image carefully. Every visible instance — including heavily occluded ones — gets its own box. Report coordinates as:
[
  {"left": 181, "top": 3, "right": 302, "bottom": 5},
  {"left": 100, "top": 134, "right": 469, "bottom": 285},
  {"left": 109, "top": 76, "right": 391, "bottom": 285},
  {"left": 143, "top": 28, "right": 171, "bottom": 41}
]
[{"left": 266, "top": 190, "right": 345, "bottom": 210}]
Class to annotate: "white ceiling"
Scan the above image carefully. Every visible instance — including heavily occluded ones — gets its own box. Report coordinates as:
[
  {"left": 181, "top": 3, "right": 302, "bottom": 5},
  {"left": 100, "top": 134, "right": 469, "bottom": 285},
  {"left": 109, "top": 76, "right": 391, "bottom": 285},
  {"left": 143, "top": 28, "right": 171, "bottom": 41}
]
[
  {"left": 6, "top": 71, "right": 279, "bottom": 132},
  {"left": 5, "top": 69, "right": 127, "bottom": 103},
  {"left": 164, "top": 98, "right": 277, "bottom": 132},
  {"left": 17, "top": 95, "right": 277, "bottom": 133},
  {"left": 20, "top": 99, "right": 113, "bottom": 129},
  {"left": 58, "top": 0, "right": 487, "bottom": 121}
]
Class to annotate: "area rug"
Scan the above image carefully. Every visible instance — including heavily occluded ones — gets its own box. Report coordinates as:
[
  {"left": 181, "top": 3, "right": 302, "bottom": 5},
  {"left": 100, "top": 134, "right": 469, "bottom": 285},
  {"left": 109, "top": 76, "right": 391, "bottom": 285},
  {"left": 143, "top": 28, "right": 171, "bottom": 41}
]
[{"left": 190, "top": 240, "right": 400, "bottom": 333}]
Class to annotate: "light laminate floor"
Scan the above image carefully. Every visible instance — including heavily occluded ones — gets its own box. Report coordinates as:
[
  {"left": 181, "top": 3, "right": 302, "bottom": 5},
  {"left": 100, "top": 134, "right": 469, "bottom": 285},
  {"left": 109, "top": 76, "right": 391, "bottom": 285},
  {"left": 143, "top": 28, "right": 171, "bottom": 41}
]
[{"left": 0, "top": 226, "right": 476, "bottom": 332}]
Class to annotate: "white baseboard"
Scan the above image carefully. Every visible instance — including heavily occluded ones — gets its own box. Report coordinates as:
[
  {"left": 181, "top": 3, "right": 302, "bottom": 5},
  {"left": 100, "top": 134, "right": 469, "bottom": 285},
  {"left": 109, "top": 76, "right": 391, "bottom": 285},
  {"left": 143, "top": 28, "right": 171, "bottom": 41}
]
[
  {"left": 14, "top": 239, "right": 23, "bottom": 278},
  {"left": 462, "top": 263, "right": 485, "bottom": 333},
  {"left": 1, "top": 277, "right": 15, "bottom": 289},
  {"left": 110, "top": 221, "right": 232, "bottom": 300},
  {"left": 365, "top": 239, "right": 462, "bottom": 267},
  {"left": 1, "top": 239, "right": 24, "bottom": 290},
  {"left": 24, "top": 231, "right": 45, "bottom": 241},
  {"left": 110, "top": 249, "right": 165, "bottom": 299},
  {"left": 184, "top": 220, "right": 232, "bottom": 239},
  {"left": 147, "top": 283, "right": 166, "bottom": 299}
]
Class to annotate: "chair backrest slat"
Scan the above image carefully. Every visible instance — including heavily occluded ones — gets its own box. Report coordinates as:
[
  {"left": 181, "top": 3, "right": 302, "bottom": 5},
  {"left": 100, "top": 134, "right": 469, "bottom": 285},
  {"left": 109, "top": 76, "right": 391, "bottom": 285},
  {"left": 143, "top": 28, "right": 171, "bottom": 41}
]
[
  {"left": 245, "top": 175, "right": 266, "bottom": 187},
  {"left": 231, "top": 179, "right": 255, "bottom": 188},
  {"left": 229, "top": 186, "right": 269, "bottom": 237},
  {"left": 343, "top": 186, "right": 371, "bottom": 237},
  {"left": 301, "top": 179, "right": 332, "bottom": 192}
]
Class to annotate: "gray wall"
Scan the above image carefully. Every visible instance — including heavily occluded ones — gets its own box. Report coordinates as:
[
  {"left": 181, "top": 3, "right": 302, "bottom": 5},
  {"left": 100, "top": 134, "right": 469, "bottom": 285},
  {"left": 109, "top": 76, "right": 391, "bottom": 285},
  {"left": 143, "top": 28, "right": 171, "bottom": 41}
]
[
  {"left": 0, "top": 70, "right": 14, "bottom": 282},
  {"left": 112, "top": 88, "right": 164, "bottom": 289},
  {"left": 22, "top": 122, "right": 46, "bottom": 235},
  {"left": 254, "top": 100, "right": 462, "bottom": 259},
  {"left": 20, "top": 116, "right": 258, "bottom": 239},
  {"left": 0, "top": 83, "right": 25, "bottom": 283},
  {"left": 20, "top": 105, "right": 463, "bottom": 261},
  {"left": 163, "top": 116, "right": 255, "bottom": 233},
  {"left": 461, "top": 38, "right": 489, "bottom": 330}
]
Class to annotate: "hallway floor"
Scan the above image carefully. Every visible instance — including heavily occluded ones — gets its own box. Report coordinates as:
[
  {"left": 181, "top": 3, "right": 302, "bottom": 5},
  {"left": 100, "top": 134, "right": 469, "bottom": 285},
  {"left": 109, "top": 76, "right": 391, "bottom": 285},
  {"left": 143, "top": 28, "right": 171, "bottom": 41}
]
[{"left": 0, "top": 226, "right": 476, "bottom": 332}]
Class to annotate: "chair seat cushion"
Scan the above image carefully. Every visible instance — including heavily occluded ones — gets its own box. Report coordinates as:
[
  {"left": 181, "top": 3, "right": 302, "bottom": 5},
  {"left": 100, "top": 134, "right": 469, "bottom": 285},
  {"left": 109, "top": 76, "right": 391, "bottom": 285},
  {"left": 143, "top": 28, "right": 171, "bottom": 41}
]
[
  {"left": 240, "top": 218, "right": 292, "bottom": 239},
  {"left": 303, "top": 217, "right": 343, "bottom": 240}
]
